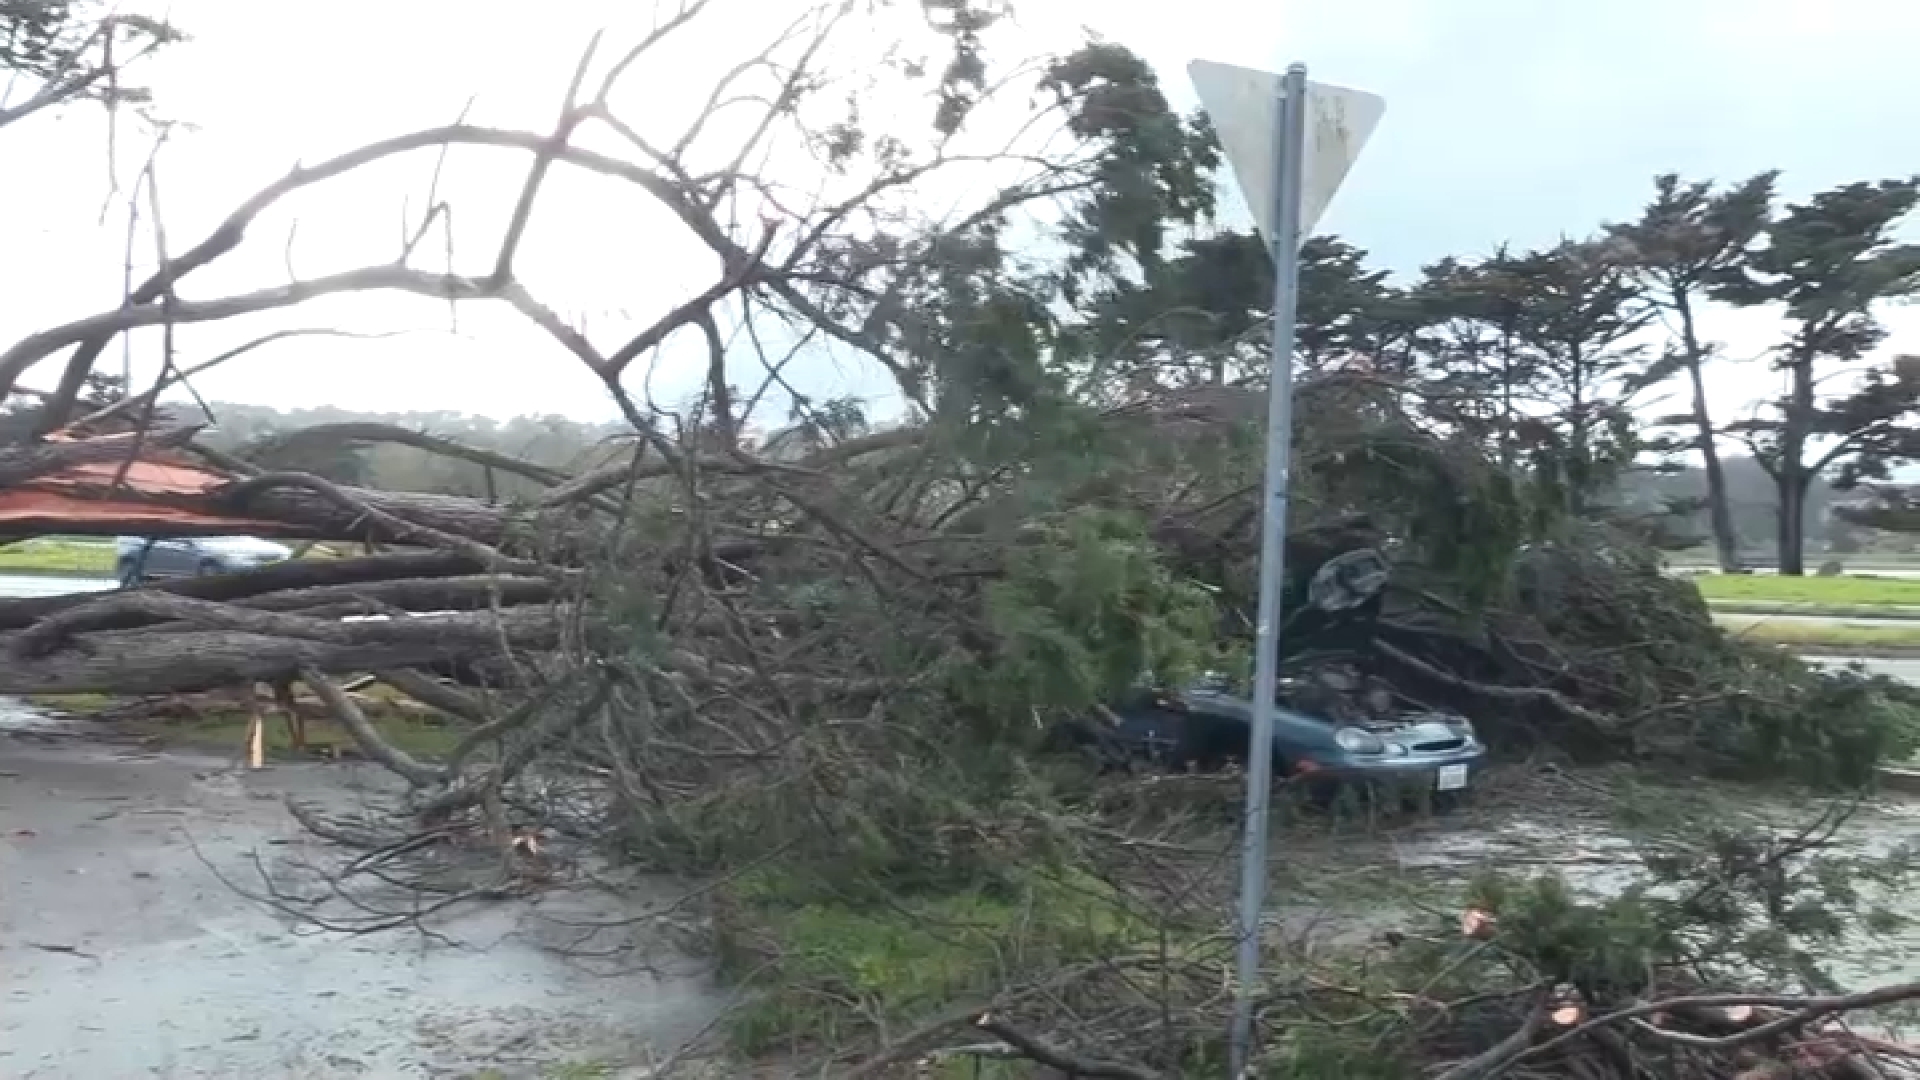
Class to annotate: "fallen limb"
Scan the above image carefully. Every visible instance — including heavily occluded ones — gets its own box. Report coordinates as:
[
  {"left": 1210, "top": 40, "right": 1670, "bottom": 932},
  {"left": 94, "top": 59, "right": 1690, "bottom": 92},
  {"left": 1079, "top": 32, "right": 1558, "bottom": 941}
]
[
  {"left": 1434, "top": 998, "right": 1552, "bottom": 1080},
  {"left": 376, "top": 668, "right": 489, "bottom": 723},
  {"left": 972, "top": 1013, "right": 1162, "bottom": 1080},
  {"left": 242, "top": 422, "right": 569, "bottom": 487},
  {"left": 1374, "top": 639, "right": 1619, "bottom": 736},
  {"left": 6, "top": 574, "right": 554, "bottom": 641},
  {"left": 0, "top": 628, "right": 484, "bottom": 695},
  {"left": 300, "top": 664, "right": 445, "bottom": 786},
  {"left": 9, "top": 591, "right": 556, "bottom": 658},
  {"left": 221, "top": 470, "right": 540, "bottom": 572}
]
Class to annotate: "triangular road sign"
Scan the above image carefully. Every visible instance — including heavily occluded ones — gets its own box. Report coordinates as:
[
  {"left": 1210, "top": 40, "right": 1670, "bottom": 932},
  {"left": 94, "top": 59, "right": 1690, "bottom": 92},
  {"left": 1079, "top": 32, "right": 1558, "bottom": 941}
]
[{"left": 1188, "top": 59, "right": 1384, "bottom": 246}]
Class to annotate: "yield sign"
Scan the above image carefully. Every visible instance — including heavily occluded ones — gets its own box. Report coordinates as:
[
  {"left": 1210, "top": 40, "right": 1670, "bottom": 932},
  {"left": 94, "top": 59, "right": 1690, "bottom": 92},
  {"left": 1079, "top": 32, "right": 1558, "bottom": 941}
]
[{"left": 1187, "top": 59, "right": 1384, "bottom": 245}]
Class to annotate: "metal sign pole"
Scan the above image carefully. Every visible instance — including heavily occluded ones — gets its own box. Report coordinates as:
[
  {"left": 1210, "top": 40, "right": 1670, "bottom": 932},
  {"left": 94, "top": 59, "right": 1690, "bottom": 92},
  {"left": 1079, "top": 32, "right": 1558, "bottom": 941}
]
[{"left": 1227, "top": 61, "right": 1309, "bottom": 1080}]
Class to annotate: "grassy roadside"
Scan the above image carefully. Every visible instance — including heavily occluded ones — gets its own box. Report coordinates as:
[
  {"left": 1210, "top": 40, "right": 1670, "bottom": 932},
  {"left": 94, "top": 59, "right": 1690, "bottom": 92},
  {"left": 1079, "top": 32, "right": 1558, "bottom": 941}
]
[
  {"left": 1692, "top": 572, "right": 1920, "bottom": 607},
  {"left": 0, "top": 537, "right": 114, "bottom": 577},
  {"left": 26, "top": 688, "right": 464, "bottom": 761}
]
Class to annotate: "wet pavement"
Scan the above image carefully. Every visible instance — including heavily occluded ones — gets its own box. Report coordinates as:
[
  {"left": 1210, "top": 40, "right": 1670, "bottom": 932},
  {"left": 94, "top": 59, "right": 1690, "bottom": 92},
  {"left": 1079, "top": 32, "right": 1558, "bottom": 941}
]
[
  {"left": 0, "top": 574, "right": 113, "bottom": 599},
  {"left": 0, "top": 701, "right": 724, "bottom": 1079}
]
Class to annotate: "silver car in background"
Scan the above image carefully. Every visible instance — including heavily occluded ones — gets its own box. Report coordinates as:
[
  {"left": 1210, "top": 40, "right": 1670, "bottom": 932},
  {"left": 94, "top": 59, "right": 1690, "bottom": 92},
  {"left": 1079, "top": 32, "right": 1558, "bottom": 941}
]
[{"left": 115, "top": 535, "right": 292, "bottom": 584}]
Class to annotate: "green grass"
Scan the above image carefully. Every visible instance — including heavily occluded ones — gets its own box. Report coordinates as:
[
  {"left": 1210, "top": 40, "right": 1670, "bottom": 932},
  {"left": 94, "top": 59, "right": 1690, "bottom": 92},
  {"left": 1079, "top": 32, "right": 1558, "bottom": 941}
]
[
  {"left": 719, "top": 869, "right": 1156, "bottom": 1059},
  {"left": 1715, "top": 614, "right": 1920, "bottom": 653},
  {"left": 29, "top": 692, "right": 466, "bottom": 761},
  {"left": 1693, "top": 573, "right": 1920, "bottom": 607},
  {"left": 0, "top": 537, "right": 114, "bottom": 577}
]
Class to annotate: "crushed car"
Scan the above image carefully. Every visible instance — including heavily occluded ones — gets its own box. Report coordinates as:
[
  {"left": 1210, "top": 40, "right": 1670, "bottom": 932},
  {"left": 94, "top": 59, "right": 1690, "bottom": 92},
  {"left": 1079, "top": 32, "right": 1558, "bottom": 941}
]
[{"left": 1049, "top": 547, "right": 1489, "bottom": 804}]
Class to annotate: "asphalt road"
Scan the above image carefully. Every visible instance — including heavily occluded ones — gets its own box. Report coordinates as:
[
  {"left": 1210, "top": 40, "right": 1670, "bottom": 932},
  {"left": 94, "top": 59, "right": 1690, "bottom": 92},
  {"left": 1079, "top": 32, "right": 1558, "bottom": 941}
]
[
  {"left": 1716, "top": 611, "right": 1920, "bottom": 629},
  {"left": 0, "top": 714, "right": 722, "bottom": 1077},
  {"left": 1811, "top": 656, "right": 1920, "bottom": 683}
]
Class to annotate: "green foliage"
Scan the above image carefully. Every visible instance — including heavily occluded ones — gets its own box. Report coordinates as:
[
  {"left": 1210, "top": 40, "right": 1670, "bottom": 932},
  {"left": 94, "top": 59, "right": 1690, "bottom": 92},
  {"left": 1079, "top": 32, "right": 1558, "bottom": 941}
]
[
  {"left": 1636, "top": 812, "right": 1918, "bottom": 988},
  {"left": 0, "top": 536, "right": 112, "bottom": 576},
  {"left": 1300, "top": 423, "right": 1529, "bottom": 606},
  {"left": 2, "top": 0, "right": 90, "bottom": 79},
  {"left": 1726, "top": 664, "right": 1920, "bottom": 787},
  {"left": 979, "top": 507, "right": 1220, "bottom": 712},
  {"left": 921, "top": 0, "right": 1003, "bottom": 135},
  {"left": 719, "top": 867, "right": 1154, "bottom": 1057},
  {"left": 1497, "top": 526, "right": 1919, "bottom": 784},
  {"left": 1464, "top": 874, "right": 1670, "bottom": 998},
  {"left": 1712, "top": 177, "right": 1920, "bottom": 568},
  {"left": 1606, "top": 171, "right": 1778, "bottom": 300},
  {"left": 1040, "top": 42, "right": 1221, "bottom": 296},
  {"left": 0, "top": 1, "right": 181, "bottom": 109},
  {"left": 1244, "top": 806, "right": 1920, "bottom": 1079}
]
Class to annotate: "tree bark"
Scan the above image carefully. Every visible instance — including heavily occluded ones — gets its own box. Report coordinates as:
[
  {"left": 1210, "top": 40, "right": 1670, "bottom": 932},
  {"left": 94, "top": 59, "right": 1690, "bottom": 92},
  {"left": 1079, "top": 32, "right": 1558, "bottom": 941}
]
[
  {"left": 2, "top": 575, "right": 555, "bottom": 639},
  {"left": 1675, "top": 291, "right": 1742, "bottom": 572},
  {"left": 17, "top": 470, "right": 548, "bottom": 551},
  {"left": 1778, "top": 347, "right": 1817, "bottom": 576},
  {"left": 1778, "top": 478, "right": 1808, "bottom": 577},
  {"left": 0, "top": 606, "right": 562, "bottom": 696},
  {"left": 0, "top": 551, "right": 487, "bottom": 630},
  {"left": 0, "top": 629, "right": 486, "bottom": 696}
]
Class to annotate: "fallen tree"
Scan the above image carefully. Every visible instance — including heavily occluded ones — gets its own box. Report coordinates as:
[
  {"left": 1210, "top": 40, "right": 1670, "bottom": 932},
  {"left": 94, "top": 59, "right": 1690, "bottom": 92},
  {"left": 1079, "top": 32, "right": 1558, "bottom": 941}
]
[{"left": 4, "top": 4, "right": 1919, "bottom": 1076}]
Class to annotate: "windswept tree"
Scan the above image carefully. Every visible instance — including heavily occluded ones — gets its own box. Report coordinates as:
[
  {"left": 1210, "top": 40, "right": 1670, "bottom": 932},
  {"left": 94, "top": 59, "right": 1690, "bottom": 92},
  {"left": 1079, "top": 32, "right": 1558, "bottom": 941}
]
[
  {"left": 1410, "top": 249, "right": 1540, "bottom": 466},
  {"left": 1410, "top": 242, "right": 1652, "bottom": 516},
  {"left": 1716, "top": 178, "right": 1920, "bottom": 574},
  {"left": 1606, "top": 171, "right": 1776, "bottom": 572},
  {"left": 1058, "top": 230, "right": 1413, "bottom": 397},
  {"left": 1504, "top": 240, "right": 1653, "bottom": 518}
]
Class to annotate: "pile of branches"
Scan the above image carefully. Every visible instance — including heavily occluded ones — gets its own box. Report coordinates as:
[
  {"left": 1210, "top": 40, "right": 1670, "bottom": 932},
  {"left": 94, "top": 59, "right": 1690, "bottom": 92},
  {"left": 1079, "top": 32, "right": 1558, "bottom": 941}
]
[
  {"left": 1, "top": 9, "right": 1914, "bottom": 1073},
  {"left": 0, "top": 371, "right": 1905, "bottom": 823}
]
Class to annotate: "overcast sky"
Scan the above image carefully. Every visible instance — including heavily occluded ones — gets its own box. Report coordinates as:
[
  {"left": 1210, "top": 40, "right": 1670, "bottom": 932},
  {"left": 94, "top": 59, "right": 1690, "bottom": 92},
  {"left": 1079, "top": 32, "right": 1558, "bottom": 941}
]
[{"left": 2, "top": 0, "right": 1917, "bottom": 428}]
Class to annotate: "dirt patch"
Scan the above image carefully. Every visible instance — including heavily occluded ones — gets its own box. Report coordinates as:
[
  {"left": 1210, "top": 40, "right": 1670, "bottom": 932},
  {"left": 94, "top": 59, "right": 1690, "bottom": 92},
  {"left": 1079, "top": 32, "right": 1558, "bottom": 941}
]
[{"left": 0, "top": 702, "right": 724, "bottom": 1080}]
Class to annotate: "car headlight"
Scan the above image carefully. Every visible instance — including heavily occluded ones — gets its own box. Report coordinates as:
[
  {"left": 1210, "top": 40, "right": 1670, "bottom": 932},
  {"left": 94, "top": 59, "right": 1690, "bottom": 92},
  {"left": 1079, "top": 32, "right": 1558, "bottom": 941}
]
[{"left": 1334, "top": 727, "right": 1387, "bottom": 755}]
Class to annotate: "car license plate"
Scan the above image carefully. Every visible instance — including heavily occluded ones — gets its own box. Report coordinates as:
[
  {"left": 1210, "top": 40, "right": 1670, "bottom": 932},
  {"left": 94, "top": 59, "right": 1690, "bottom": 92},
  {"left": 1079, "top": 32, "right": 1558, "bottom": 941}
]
[{"left": 1436, "top": 765, "right": 1469, "bottom": 792}]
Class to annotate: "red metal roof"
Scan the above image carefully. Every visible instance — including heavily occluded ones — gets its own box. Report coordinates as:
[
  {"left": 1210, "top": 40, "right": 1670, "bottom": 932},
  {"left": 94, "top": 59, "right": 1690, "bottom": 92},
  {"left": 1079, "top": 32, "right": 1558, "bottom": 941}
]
[{"left": 0, "top": 435, "right": 291, "bottom": 536}]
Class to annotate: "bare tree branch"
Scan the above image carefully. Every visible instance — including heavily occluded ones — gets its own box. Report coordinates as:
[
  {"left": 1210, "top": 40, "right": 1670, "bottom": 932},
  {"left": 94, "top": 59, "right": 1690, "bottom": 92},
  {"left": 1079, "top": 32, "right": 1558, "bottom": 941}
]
[
  {"left": 241, "top": 422, "right": 569, "bottom": 487},
  {"left": 301, "top": 664, "right": 445, "bottom": 786}
]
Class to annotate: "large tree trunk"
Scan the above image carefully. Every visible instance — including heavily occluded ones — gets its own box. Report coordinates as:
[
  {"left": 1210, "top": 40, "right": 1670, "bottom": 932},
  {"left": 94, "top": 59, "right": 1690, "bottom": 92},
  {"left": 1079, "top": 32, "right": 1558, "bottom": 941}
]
[
  {"left": 1675, "top": 294, "right": 1741, "bottom": 573},
  {"left": 0, "top": 603, "right": 563, "bottom": 696},
  {"left": 0, "top": 550, "right": 488, "bottom": 630},
  {"left": 1778, "top": 351, "right": 1817, "bottom": 576},
  {"left": 0, "top": 629, "right": 478, "bottom": 696},
  {"left": 1777, "top": 477, "right": 1807, "bottom": 577}
]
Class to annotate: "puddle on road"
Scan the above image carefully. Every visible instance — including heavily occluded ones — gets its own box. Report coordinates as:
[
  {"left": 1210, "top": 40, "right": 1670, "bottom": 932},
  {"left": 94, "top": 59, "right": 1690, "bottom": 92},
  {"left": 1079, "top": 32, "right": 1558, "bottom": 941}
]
[{"left": 0, "top": 697, "right": 75, "bottom": 735}]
